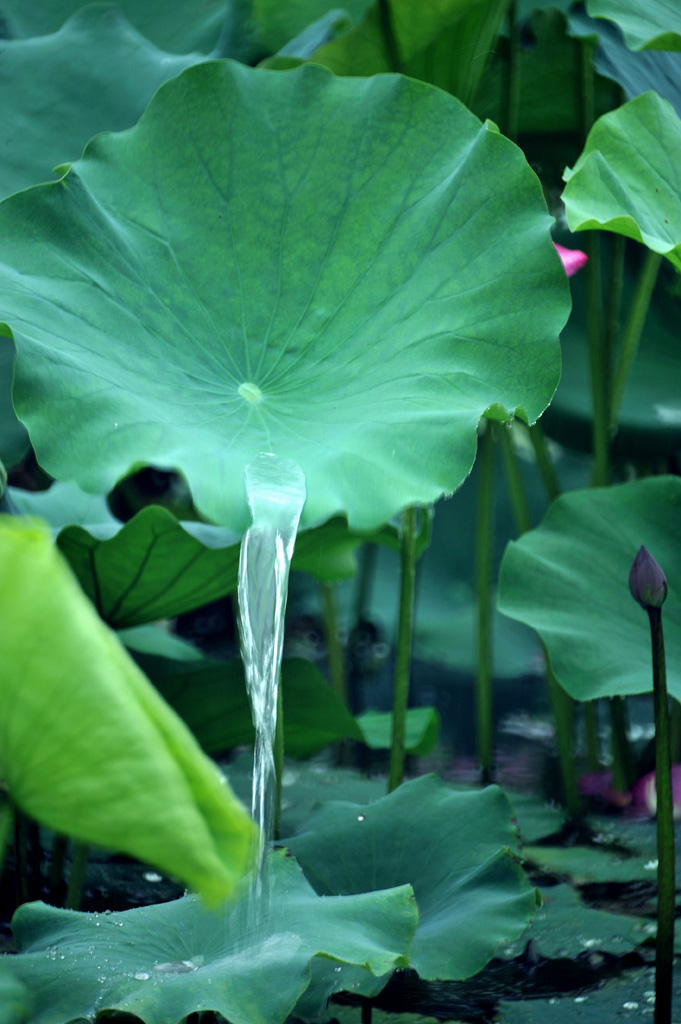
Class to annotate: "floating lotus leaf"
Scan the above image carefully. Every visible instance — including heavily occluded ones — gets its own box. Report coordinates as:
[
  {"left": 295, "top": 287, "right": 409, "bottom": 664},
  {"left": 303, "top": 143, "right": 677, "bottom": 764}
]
[
  {"left": 9, "top": 849, "right": 417, "bottom": 1024},
  {"left": 284, "top": 774, "right": 539, "bottom": 980},
  {"left": 0, "top": 0, "right": 231, "bottom": 53},
  {"left": 0, "top": 516, "right": 256, "bottom": 905},
  {"left": 0, "top": 60, "right": 566, "bottom": 534},
  {"left": 563, "top": 91, "right": 681, "bottom": 270},
  {"left": 0, "top": 7, "right": 206, "bottom": 201},
  {"left": 498, "top": 477, "right": 681, "bottom": 702},
  {"left": 586, "top": 0, "right": 681, "bottom": 51}
]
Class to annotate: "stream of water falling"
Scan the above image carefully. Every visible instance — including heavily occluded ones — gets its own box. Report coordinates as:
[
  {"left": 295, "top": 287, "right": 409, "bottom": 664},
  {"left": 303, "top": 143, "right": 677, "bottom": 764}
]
[{"left": 237, "top": 453, "right": 306, "bottom": 899}]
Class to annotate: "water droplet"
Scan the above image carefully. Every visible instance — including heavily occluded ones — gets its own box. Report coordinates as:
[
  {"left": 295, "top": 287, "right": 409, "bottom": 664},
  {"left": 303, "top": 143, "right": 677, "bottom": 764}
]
[
  {"left": 623, "top": 1002, "right": 639, "bottom": 1010},
  {"left": 644, "top": 860, "right": 659, "bottom": 870},
  {"left": 134, "top": 972, "right": 150, "bottom": 981},
  {"left": 143, "top": 872, "right": 163, "bottom": 883},
  {"left": 357, "top": 814, "right": 366, "bottom": 822},
  {"left": 581, "top": 938, "right": 599, "bottom": 949},
  {"left": 334, "top": 967, "right": 342, "bottom": 973},
  {"left": 153, "top": 960, "right": 199, "bottom": 975},
  {"left": 574, "top": 996, "right": 587, "bottom": 1003},
  {"left": 113, "top": 422, "right": 118, "bottom": 428}
]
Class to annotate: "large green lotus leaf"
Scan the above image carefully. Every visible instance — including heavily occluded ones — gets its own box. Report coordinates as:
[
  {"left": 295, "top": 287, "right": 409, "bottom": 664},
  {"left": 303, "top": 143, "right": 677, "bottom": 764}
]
[
  {"left": 0, "top": 516, "right": 256, "bottom": 905},
  {"left": 0, "top": 60, "right": 566, "bottom": 534},
  {"left": 0, "top": 0, "right": 232, "bottom": 53},
  {"left": 497, "top": 477, "right": 681, "bottom": 702},
  {"left": 254, "top": 0, "right": 370, "bottom": 51},
  {"left": 10, "top": 849, "right": 417, "bottom": 1024},
  {"left": 542, "top": 240, "right": 681, "bottom": 460},
  {"left": 563, "top": 92, "right": 681, "bottom": 270},
  {"left": 0, "top": 7, "right": 207, "bottom": 201},
  {"left": 586, "top": 0, "right": 681, "bottom": 51},
  {"left": 138, "top": 652, "right": 364, "bottom": 756},
  {"left": 284, "top": 775, "right": 539, "bottom": 980}
]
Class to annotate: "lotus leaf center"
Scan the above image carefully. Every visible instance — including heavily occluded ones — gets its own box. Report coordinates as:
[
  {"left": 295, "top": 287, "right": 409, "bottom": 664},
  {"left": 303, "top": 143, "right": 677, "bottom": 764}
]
[{"left": 238, "top": 382, "right": 263, "bottom": 404}]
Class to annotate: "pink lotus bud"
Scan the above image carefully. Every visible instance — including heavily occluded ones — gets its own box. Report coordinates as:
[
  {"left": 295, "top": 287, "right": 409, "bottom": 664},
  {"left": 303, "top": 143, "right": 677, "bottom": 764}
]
[
  {"left": 629, "top": 546, "right": 668, "bottom": 610},
  {"left": 553, "top": 242, "right": 588, "bottom": 277}
]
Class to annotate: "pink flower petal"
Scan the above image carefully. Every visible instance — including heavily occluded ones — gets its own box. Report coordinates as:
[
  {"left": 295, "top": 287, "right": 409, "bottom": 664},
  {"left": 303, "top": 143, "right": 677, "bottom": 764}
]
[{"left": 554, "top": 242, "right": 588, "bottom": 277}]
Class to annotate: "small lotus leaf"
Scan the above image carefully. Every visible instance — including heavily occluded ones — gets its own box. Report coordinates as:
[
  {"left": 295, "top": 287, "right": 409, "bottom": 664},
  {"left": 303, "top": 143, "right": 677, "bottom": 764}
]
[
  {"left": 284, "top": 774, "right": 539, "bottom": 980},
  {"left": 0, "top": 7, "right": 207, "bottom": 201},
  {"left": 0, "top": 516, "right": 256, "bottom": 905},
  {"left": 0, "top": 60, "right": 566, "bottom": 533},
  {"left": 497, "top": 477, "right": 681, "bottom": 702},
  {"left": 563, "top": 91, "right": 681, "bottom": 269},
  {"left": 586, "top": 0, "right": 681, "bottom": 51},
  {"left": 10, "top": 849, "right": 417, "bottom": 1024},
  {"left": 356, "top": 707, "right": 441, "bottom": 756}
]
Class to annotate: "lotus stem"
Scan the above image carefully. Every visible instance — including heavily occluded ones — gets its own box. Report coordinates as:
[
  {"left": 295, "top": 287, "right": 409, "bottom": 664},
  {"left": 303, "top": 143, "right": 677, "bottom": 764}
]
[
  {"left": 495, "top": 422, "right": 531, "bottom": 535},
  {"left": 504, "top": 1, "right": 520, "bottom": 142},
  {"left": 584, "top": 232, "right": 611, "bottom": 488},
  {"left": 669, "top": 698, "right": 681, "bottom": 764},
  {"left": 608, "top": 696, "right": 636, "bottom": 793},
  {"left": 605, "top": 234, "right": 625, "bottom": 388},
  {"left": 388, "top": 505, "right": 418, "bottom": 793},
  {"left": 584, "top": 701, "right": 601, "bottom": 772},
  {"left": 320, "top": 582, "right": 348, "bottom": 707},
  {"left": 377, "top": 0, "right": 403, "bottom": 73},
  {"left": 649, "top": 605, "right": 674, "bottom": 1024},
  {"left": 527, "top": 422, "right": 561, "bottom": 503},
  {"left": 610, "top": 248, "right": 662, "bottom": 433},
  {"left": 49, "top": 833, "right": 68, "bottom": 901},
  {"left": 475, "top": 425, "right": 495, "bottom": 785},
  {"left": 65, "top": 842, "right": 89, "bottom": 910},
  {"left": 629, "top": 546, "right": 673, "bottom": 1024}
]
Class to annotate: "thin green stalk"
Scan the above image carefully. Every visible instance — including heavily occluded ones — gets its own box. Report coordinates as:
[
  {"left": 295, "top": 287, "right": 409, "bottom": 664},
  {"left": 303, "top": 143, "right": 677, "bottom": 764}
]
[
  {"left": 377, "top": 0, "right": 403, "bottom": 73},
  {"left": 547, "top": 665, "right": 582, "bottom": 819},
  {"left": 605, "top": 234, "right": 626, "bottom": 380},
  {"left": 584, "top": 701, "right": 601, "bottom": 772},
  {"left": 0, "top": 796, "right": 13, "bottom": 881},
  {"left": 495, "top": 422, "right": 531, "bottom": 535},
  {"left": 528, "top": 423, "right": 561, "bottom": 503},
  {"left": 475, "top": 427, "right": 495, "bottom": 785},
  {"left": 64, "top": 842, "right": 89, "bottom": 911},
  {"left": 320, "top": 582, "right": 347, "bottom": 706},
  {"left": 388, "top": 506, "right": 418, "bottom": 793},
  {"left": 669, "top": 698, "right": 681, "bottom": 765},
  {"left": 14, "top": 811, "right": 30, "bottom": 905},
  {"left": 584, "top": 232, "right": 611, "bottom": 487},
  {"left": 580, "top": 39, "right": 595, "bottom": 138},
  {"left": 49, "top": 834, "right": 68, "bottom": 902},
  {"left": 609, "top": 696, "right": 637, "bottom": 793},
  {"left": 504, "top": 1, "right": 520, "bottom": 142},
  {"left": 354, "top": 543, "right": 378, "bottom": 631},
  {"left": 273, "top": 679, "right": 284, "bottom": 841},
  {"left": 648, "top": 606, "right": 674, "bottom": 1024},
  {"left": 610, "top": 249, "right": 662, "bottom": 433}
]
